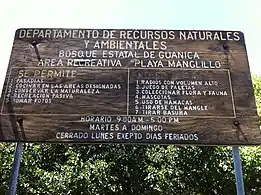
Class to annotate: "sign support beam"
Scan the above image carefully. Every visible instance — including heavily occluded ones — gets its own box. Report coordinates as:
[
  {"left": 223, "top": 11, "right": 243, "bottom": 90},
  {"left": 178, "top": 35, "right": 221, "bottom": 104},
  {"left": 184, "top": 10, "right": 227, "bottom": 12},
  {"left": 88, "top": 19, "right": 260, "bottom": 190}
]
[
  {"left": 232, "top": 146, "right": 245, "bottom": 195},
  {"left": 8, "top": 143, "right": 23, "bottom": 195}
]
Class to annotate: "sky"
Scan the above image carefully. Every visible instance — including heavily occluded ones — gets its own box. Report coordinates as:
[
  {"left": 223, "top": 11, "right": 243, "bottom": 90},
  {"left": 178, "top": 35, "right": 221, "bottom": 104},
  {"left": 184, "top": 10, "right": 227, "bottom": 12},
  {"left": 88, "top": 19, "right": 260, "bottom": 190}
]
[{"left": 0, "top": 0, "right": 260, "bottom": 92}]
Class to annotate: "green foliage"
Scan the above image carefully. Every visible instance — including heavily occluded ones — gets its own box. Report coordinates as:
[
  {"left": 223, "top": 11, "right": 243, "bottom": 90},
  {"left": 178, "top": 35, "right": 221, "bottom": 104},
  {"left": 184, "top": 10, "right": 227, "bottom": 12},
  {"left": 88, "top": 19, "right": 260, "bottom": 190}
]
[
  {"left": 1, "top": 144, "right": 261, "bottom": 194},
  {"left": 145, "top": 146, "right": 236, "bottom": 195},
  {"left": 0, "top": 75, "right": 261, "bottom": 194},
  {"left": 252, "top": 75, "right": 261, "bottom": 122},
  {"left": 0, "top": 143, "right": 15, "bottom": 194}
]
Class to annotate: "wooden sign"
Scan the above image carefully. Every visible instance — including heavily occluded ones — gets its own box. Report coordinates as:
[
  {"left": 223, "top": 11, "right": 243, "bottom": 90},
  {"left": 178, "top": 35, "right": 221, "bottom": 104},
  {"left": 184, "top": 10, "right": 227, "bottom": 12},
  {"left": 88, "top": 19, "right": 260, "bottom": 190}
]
[{"left": 0, "top": 28, "right": 260, "bottom": 145}]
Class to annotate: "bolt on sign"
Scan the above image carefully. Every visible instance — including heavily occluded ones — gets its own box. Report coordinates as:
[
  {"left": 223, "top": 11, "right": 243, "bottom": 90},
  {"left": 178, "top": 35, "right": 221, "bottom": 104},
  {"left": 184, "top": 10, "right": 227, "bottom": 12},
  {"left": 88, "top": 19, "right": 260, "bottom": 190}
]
[{"left": 0, "top": 28, "right": 260, "bottom": 145}]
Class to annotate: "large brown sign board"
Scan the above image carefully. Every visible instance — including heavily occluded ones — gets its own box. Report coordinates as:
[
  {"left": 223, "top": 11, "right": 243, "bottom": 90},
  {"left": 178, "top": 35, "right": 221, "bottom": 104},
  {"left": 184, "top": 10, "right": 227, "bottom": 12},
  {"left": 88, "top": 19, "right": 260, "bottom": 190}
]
[{"left": 0, "top": 28, "right": 260, "bottom": 145}]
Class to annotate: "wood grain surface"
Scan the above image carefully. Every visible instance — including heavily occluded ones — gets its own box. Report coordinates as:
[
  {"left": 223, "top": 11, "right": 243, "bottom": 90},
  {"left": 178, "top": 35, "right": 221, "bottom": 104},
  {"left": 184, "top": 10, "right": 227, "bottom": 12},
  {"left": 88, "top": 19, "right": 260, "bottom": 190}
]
[{"left": 0, "top": 28, "right": 260, "bottom": 145}]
